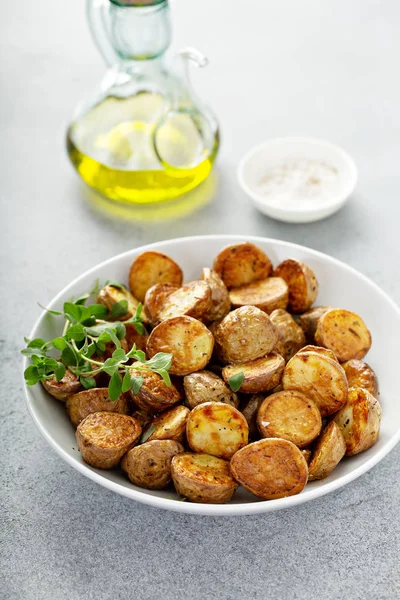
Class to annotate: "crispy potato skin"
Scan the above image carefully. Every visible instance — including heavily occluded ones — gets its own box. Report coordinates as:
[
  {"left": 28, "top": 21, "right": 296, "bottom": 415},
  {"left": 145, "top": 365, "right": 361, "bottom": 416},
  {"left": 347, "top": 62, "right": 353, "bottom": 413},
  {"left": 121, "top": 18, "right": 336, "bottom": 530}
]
[
  {"left": 213, "top": 242, "right": 273, "bottom": 289},
  {"left": 333, "top": 387, "right": 382, "bottom": 456},
  {"left": 297, "top": 344, "right": 338, "bottom": 362},
  {"left": 146, "top": 316, "right": 214, "bottom": 376},
  {"left": 297, "top": 306, "right": 332, "bottom": 341},
  {"left": 270, "top": 309, "right": 306, "bottom": 361},
  {"left": 76, "top": 412, "right": 142, "bottom": 469},
  {"left": 308, "top": 422, "right": 346, "bottom": 480},
  {"left": 171, "top": 453, "right": 238, "bottom": 503},
  {"left": 97, "top": 285, "right": 140, "bottom": 321},
  {"left": 240, "top": 395, "right": 265, "bottom": 438},
  {"left": 202, "top": 268, "right": 231, "bottom": 322},
  {"left": 186, "top": 402, "right": 249, "bottom": 459},
  {"left": 230, "top": 438, "right": 308, "bottom": 500},
  {"left": 342, "top": 360, "right": 379, "bottom": 397},
  {"left": 144, "top": 283, "right": 179, "bottom": 326},
  {"left": 257, "top": 390, "right": 322, "bottom": 447},
  {"left": 158, "top": 281, "right": 212, "bottom": 322},
  {"left": 229, "top": 278, "right": 289, "bottom": 313},
  {"left": 129, "top": 251, "right": 183, "bottom": 302},
  {"left": 214, "top": 306, "right": 278, "bottom": 364},
  {"left": 42, "top": 368, "right": 82, "bottom": 401},
  {"left": 282, "top": 351, "right": 348, "bottom": 416},
  {"left": 222, "top": 353, "right": 285, "bottom": 394},
  {"left": 129, "top": 362, "right": 182, "bottom": 412},
  {"left": 121, "top": 439, "right": 184, "bottom": 490},
  {"left": 145, "top": 405, "right": 190, "bottom": 443},
  {"left": 274, "top": 259, "right": 318, "bottom": 313},
  {"left": 183, "top": 371, "right": 239, "bottom": 409},
  {"left": 66, "top": 388, "right": 130, "bottom": 428},
  {"left": 315, "top": 309, "right": 372, "bottom": 362}
]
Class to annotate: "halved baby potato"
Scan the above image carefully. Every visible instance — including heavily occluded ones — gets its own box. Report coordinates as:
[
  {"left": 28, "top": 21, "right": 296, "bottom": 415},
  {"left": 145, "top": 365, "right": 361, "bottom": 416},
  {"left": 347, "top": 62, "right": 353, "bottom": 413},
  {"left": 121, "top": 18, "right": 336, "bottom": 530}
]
[
  {"left": 222, "top": 353, "right": 285, "bottom": 394},
  {"left": 201, "top": 268, "right": 231, "bottom": 322},
  {"left": 97, "top": 284, "right": 141, "bottom": 321},
  {"left": 42, "top": 368, "right": 82, "bottom": 401},
  {"left": 146, "top": 316, "right": 214, "bottom": 376},
  {"left": 333, "top": 387, "right": 382, "bottom": 456},
  {"left": 129, "top": 362, "right": 182, "bottom": 412},
  {"left": 76, "top": 412, "right": 142, "bottom": 469},
  {"left": 257, "top": 390, "right": 322, "bottom": 448},
  {"left": 297, "top": 344, "right": 338, "bottom": 362},
  {"left": 214, "top": 306, "right": 278, "bottom": 364},
  {"left": 66, "top": 388, "right": 130, "bottom": 428},
  {"left": 143, "top": 405, "right": 190, "bottom": 444},
  {"left": 342, "top": 359, "right": 379, "bottom": 397},
  {"left": 274, "top": 259, "right": 318, "bottom": 313},
  {"left": 124, "top": 322, "right": 149, "bottom": 353},
  {"left": 121, "top": 439, "right": 184, "bottom": 490},
  {"left": 315, "top": 308, "right": 372, "bottom": 362},
  {"left": 282, "top": 350, "right": 348, "bottom": 416},
  {"left": 171, "top": 453, "right": 238, "bottom": 504},
  {"left": 144, "top": 282, "right": 180, "bottom": 326},
  {"left": 229, "top": 277, "right": 289, "bottom": 313},
  {"left": 213, "top": 242, "right": 273, "bottom": 289},
  {"left": 129, "top": 251, "right": 183, "bottom": 302},
  {"left": 308, "top": 421, "right": 346, "bottom": 481},
  {"left": 183, "top": 370, "right": 239, "bottom": 409},
  {"left": 297, "top": 306, "right": 332, "bottom": 341},
  {"left": 230, "top": 438, "right": 308, "bottom": 500},
  {"left": 186, "top": 402, "right": 249, "bottom": 459},
  {"left": 158, "top": 280, "right": 212, "bottom": 322},
  {"left": 270, "top": 309, "right": 306, "bottom": 361},
  {"left": 240, "top": 394, "right": 265, "bottom": 438}
]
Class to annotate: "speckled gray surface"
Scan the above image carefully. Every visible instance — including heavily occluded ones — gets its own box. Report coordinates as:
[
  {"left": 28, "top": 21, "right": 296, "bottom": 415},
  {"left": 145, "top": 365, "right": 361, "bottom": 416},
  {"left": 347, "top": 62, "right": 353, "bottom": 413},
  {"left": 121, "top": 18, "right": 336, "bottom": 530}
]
[{"left": 2, "top": 1, "right": 400, "bottom": 598}]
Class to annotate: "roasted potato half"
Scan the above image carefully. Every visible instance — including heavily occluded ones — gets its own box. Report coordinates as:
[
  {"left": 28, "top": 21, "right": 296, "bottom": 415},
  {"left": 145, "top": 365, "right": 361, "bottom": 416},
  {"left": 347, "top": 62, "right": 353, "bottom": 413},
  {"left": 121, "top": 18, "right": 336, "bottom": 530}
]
[
  {"left": 201, "top": 268, "right": 231, "bottom": 322},
  {"left": 282, "top": 350, "right": 348, "bottom": 416},
  {"left": 144, "top": 405, "right": 190, "bottom": 443},
  {"left": 158, "top": 281, "right": 212, "bottom": 322},
  {"left": 129, "top": 251, "right": 183, "bottom": 302},
  {"left": 240, "top": 394, "right": 266, "bottom": 439},
  {"left": 146, "top": 316, "right": 214, "bottom": 376},
  {"left": 186, "top": 402, "right": 249, "bottom": 459},
  {"left": 342, "top": 359, "right": 379, "bottom": 397},
  {"left": 230, "top": 439, "right": 308, "bottom": 500},
  {"left": 76, "top": 412, "right": 142, "bottom": 469},
  {"left": 124, "top": 323, "right": 149, "bottom": 353},
  {"left": 121, "top": 439, "right": 184, "bottom": 490},
  {"left": 214, "top": 306, "right": 278, "bottom": 364},
  {"left": 183, "top": 370, "right": 239, "bottom": 409},
  {"left": 270, "top": 309, "right": 306, "bottom": 361},
  {"left": 257, "top": 390, "right": 322, "bottom": 448},
  {"left": 333, "top": 387, "right": 382, "bottom": 456},
  {"left": 229, "top": 277, "right": 289, "bottom": 314},
  {"left": 66, "top": 388, "right": 130, "bottom": 428},
  {"left": 315, "top": 308, "right": 372, "bottom": 362},
  {"left": 42, "top": 368, "right": 82, "bottom": 401},
  {"left": 97, "top": 285, "right": 140, "bottom": 321},
  {"left": 222, "top": 353, "right": 285, "bottom": 394},
  {"left": 297, "top": 344, "right": 338, "bottom": 362},
  {"left": 129, "top": 362, "right": 182, "bottom": 412},
  {"left": 144, "top": 282, "right": 179, "bottom": 326},
  {"left": 297, "top": 306, "right": 332, "bottom": 341},
  {"left": 213, "top": 242, "right": 273, "bottom": 289},
  {"left": 308, "top": 422, "right": 346, "bottom": 481},
  {"left": 274, "top": 259, "right": 318, "bottom": 313}
]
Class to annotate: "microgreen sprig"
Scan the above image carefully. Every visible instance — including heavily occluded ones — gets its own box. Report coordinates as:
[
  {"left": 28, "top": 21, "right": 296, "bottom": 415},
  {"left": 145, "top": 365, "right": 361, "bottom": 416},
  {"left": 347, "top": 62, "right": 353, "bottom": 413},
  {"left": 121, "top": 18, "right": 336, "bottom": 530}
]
[{"left": 228, "top": 371, "right": 244, "bottom": 392}]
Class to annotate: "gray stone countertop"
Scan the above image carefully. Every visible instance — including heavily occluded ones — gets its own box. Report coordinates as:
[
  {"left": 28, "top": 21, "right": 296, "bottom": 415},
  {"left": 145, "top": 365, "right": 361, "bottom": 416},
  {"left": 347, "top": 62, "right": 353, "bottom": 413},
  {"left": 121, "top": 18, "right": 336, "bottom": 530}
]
[{"left": 1, "top": 1, "right": 400, "bottom": 598}]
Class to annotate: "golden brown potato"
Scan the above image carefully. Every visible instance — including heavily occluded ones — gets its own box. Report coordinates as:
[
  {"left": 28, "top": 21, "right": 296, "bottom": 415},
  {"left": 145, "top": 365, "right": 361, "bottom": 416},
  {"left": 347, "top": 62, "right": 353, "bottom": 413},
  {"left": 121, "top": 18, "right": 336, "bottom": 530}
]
[
  {"left": 144, "top": 405, "right": 190, "bottom": 443},
  {"left": 144, "top": 283, "right": 180, "bottom": 326},
  {"left": 97, "top": 285, "right": 140, "bottom": 321},
  {"left": 124, "top": 323, "right": 149, "bottom": 353},
  {"left": 274, "top": 259, "right": 318, "bottom": 313},
  {"left": 308, "top": 422, "right": 346, "bottom": 480},
  {"left": 297, "top": 344, "right": 338, "bottom": 362},
  {"left": 186, "top": 402, "right": 248, "bottom": 459},
  {"left": 257, "top": 390, "right": 322, "bottom": 448},
  {"left": 213, "top": 242, "right": 273, "bottom": 289},
  {"left": 222, "top": 353, "right": 285, "bottom": 394},
  {"left": 315, "top": 309, "right": 372, "bottom": 362},
  {"left": 183, "top": 371, "right": 239, "bottom": 409},
  {"left": 301, "top": 449, "right": 312, "bottom": 464},
  {"left": 121, "top": 439, "right": 184, "bottom": 490},
  {"left": 297, "top": 306, "right": 332, "bottom": 341},
  {"left": 214, "top": 306, "right": 278, "bottom": 364},
  {"left": 42, "top": 368, "right": 82, "bottom": 401},
  {"left": 171, "top": 453, "right": 238, "bottom": 503},
  {"left": 102, "top": 337, "right": 129, "bottom": 360},
  {"left": 146, "top": 316, "right": 214, "bottom": 376},
  {"left": 158, "top": 281, "right": 212, "bottom": 322},
  {"left": 128, "top": 362, "right": 182, "bottom": 412},
  {"left": 342, "top": 359, "right": 379, "bottom": 397},
  {"left": 229, "top": 277, "right": 289, "bottom": 313},
  {"left": 76, "top": 412, "right": 142, "bottom": 469},
  {"left": 201, "top": 268, "right": 231, "bottom": 322},
  {"left": 333, "top": 387, "right": 382, "bottom": 456},
  {"left": 282, "top": 350, "right": 348, "bottom": 416},
  {"left": 270, "top": 309, "right": 306, "bottom": 361},
  {"left": 230, "top": 439, "right": 308, "bottom": 500},
  {"left": 240, "top": 395, "right": 265, "bottom": 438},
  {"left": 66, "top": 388, "right": 130, "bottom": 428},
  {"left": 129, "top": 251, "right": 183, "bottom": 302}
]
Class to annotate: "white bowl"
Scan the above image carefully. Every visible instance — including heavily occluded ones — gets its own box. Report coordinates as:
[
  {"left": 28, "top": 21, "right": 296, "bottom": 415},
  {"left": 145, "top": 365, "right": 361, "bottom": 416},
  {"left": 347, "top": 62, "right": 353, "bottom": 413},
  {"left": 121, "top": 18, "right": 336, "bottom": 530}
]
[
  {"left": 24, "top": 235, "right": 400, "bottom": 516},
  {"left": 238, "top": 137, "right": 358, "bottom": 223}
]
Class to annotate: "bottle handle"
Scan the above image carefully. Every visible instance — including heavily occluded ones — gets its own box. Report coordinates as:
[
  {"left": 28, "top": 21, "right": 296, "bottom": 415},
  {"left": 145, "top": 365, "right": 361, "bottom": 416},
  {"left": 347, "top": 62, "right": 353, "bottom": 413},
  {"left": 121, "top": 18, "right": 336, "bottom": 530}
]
[{"left": 86, "top": 0, "right": 119, "bottom": 67}]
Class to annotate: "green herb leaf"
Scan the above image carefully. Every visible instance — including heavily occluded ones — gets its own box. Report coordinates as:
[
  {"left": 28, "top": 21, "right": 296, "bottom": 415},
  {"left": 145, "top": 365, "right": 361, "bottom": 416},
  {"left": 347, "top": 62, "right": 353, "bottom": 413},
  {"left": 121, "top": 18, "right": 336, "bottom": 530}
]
[
  {"left": 111, "top": 300, "right": 129, "bottom": 318},
  {"left": 37, "top": 303, "right": 63, "bottom": 316},
  {"left": 61, "top": 345, "right": 77, "bottom": 367},
  {"left": 115, "top": 322, "right": 126, "bottom": 340},
  {"left": 146, "top": 353, "right": 172, "bottom": 371},
  {"left": 140, "top": 423, "right": 156, "bottom": 444},
  {"left": 28, "top": 338, "right": 47, "bottom": 349},
  {"left": 52, "top": 337, "right": 67, "bottom": 350},
  {"left": 103, "top": 358, "right": 119, "bottom": 376},
  {"left": 108, "top": 371, "right": 122, "bottom": 401},
  {"left": 133, "top": 322, "right": 145, "bottom": 335},
  {"left": 228, "top": 371, "right": 244, "bottom": 392},
  {"left": 55, "top": 363, "right": 66, "bottom": 382},
  {"left": 156, "top": 368, "right": 171, "bottom": 387},
  {"left": 80, "top": 376, "right": 97, "bottom": 390},
  {"left": 107, "top": 328, "right": 121, "bottom": 349},
  {"left": 63, "top": 301, "right": 82, "bottom": 323},
  {"left": 122, "top": 371, "right": 131, "bottom": 393},
  {"left": 75, "top": 293, "right": 90, "bottom": 305},
  {"left": 112, "top": 348, "right": 127, "bottom": 362},
  {"left": 87, "top": 304, "right": 108, "bottom": 319},
  {"left": 126, "top": 344, "right": 137, "bottom": 358},
  {"left": 131, "top": 375, "right": 144, "bottom": 394},
  {"left": 65, "top": 324, "right": 86, "bottom": 342},
  {"left": 21, "top": 347, "right": 48, "bottom": 358},
  {"left": 24, "top": 365, "right": 39, "bottom": 384},
  {"left": 134, "top": 350, "right": 146, "bottom": 363},
  {"left": 105, "top": 280, "right": 126, "bottom": 291}
]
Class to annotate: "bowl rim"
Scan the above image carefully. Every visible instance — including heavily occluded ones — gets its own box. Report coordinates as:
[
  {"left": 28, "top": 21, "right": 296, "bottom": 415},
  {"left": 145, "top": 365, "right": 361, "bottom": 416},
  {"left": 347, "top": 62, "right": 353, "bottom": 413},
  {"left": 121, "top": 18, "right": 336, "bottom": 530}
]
[
  {"left": 237, "top": 136, "right": 358, "bottom": 215},
  {"left": 23, "top": 234, "right": 400, "bottom": 516}
]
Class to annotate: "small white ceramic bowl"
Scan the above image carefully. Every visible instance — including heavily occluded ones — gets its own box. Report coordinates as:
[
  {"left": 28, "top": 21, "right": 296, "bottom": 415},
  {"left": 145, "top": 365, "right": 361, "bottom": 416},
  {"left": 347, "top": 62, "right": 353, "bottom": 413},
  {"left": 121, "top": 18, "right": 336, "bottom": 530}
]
[{"left": 237, "top": 137, "right": 358, "bottom": 223}]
